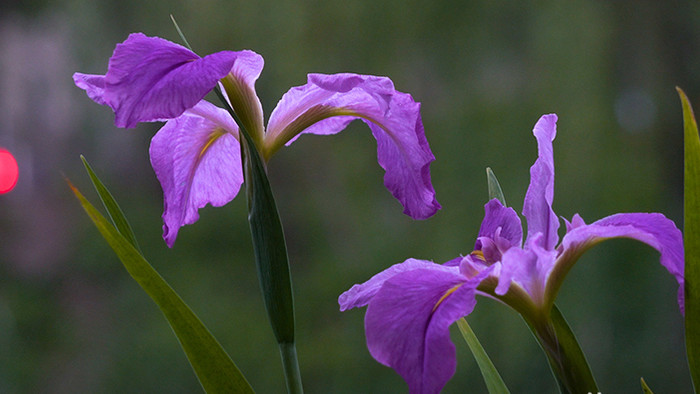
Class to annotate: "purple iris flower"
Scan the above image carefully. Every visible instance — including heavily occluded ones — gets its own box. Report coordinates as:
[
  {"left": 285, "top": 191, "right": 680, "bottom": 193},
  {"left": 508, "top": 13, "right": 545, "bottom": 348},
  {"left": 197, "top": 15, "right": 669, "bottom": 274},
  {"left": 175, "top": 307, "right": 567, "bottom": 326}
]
[
  {"left": 74, "top": 33, "right": 440, "bottom": 246},
  {"left": 339, "top": 114, "right": 684, "bottom": 394}
]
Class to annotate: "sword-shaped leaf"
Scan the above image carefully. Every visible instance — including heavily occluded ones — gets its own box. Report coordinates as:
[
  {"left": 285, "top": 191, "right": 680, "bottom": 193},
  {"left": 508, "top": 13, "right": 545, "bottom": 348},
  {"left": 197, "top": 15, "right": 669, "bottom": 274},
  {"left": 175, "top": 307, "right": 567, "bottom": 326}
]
[{"left": 68, "top": 167, "right": 254, "bottom": 393}]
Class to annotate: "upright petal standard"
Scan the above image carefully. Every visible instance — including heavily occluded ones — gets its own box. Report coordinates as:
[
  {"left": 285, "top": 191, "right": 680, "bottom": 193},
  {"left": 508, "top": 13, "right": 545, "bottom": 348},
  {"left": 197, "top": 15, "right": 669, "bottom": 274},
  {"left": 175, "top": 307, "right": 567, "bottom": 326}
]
[
  {"left": 339, "top": 114, "right": 684, "bottom": 394},
  {"left": 74, "top": 33, "right": 440, "bottom": 246}
]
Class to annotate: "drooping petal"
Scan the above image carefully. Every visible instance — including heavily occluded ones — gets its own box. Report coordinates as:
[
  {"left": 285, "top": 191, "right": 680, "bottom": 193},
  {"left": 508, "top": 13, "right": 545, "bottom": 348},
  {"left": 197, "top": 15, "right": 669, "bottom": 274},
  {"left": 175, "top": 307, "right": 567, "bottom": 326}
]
[
  {"left": 95, "top": 33, "right": 241, "bottom": 128},
  {"left": 475, "top": 198, "right": 523, "bottom": 250},
  {"left": 149, "top": 100, "right": 242, "bottom": 247},
  {"left": 363, "top": 268, "right": 477, "bottom": 394},
  {"left": 522, "top": 114, "right": 560, "bottom": 249},
  {"left": 73, "top": 73, "right": 107, "bottom": 105},
  {"left": 338, "top": 258, "right": 459, "bottom": 311},
  {"left": 559, "top": 212, "right": 685, "bottom": 312},
  {"left": 266, "top": 73, "right": 440, "bottom": 220}
]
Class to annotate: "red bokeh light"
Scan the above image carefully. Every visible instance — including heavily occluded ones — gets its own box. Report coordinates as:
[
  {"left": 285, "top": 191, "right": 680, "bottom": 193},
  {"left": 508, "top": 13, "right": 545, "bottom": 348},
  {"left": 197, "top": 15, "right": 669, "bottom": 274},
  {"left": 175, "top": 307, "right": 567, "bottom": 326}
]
[{"left": 0, "top": 149, "right": 19, "bottom": 193}]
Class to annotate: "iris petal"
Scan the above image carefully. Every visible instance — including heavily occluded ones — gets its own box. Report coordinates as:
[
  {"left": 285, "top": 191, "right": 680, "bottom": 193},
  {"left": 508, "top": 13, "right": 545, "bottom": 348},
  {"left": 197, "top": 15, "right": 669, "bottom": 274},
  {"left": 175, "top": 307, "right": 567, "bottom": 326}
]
[
  {"left": 73, "top": 73, "right": 107, "bottom": 105},
  {"left": 558, "top": 212, "right": 685, "bottom": 312},
  {"left": 475, "top": 199, "right": 523, "bottom": 250},
  {"left": 266, "top": 73, "right": 440, "bottom": 219},
  {"left": 496, "top": 234, "right": 555, "bottom": 303},
  {"left": 75, "top": 33, "right": 241, "bottom": 128},
  {"left": 364, "top": 268, "right": 476, "bottom": 394},
  {"left": 522, "top": 114, "right": 559, "bottom": 249},
  {"left": 149, "top": 100, "right": 242, "bottom": 247},
  {"left": 338, "top": 258, "right": 458, "bottom": 311}
]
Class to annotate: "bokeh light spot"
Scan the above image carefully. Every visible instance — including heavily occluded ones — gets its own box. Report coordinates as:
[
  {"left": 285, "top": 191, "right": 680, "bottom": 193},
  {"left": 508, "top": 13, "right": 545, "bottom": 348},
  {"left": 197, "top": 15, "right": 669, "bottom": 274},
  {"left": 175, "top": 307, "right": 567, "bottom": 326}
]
[{"left": 0, "top": 149, "right": 19, "bottom": 193}]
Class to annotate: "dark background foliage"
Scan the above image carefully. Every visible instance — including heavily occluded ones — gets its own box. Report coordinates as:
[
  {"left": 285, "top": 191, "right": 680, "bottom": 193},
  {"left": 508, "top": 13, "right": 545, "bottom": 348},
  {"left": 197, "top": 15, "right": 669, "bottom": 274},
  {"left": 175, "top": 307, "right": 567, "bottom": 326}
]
[{"left": 0, "top": 0, "right": 697, "bottom": 392}]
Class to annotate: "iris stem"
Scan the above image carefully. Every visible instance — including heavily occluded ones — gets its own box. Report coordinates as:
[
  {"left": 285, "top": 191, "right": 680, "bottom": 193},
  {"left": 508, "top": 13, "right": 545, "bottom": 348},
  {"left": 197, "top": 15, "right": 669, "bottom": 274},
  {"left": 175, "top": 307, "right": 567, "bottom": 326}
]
[
  {"left": 216, "top": 85, "right": 305, "bottom": 393},
  {"left": 280, "top": 342, "right": 304, "bottom": 394},
  {"left": 524, "top": 305, "right": 598, "bottom": 394},
  {"left": 170, "top": 18, "right": 304, "bottom": 392}
]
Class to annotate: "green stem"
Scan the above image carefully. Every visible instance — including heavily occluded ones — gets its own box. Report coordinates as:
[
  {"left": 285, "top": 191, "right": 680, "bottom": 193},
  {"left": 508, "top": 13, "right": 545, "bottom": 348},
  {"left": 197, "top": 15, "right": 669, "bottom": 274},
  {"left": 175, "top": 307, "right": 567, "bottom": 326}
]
[
  {"left": 229, "top": 91, "right": 304, "bottom": 393},
  {"left": 280, "top": 342, "right": 304, "bottom": 394},
  {"left": 524, "top": 305, "right": 598, "bottom": 394},
  {"left": 169, "top": 19, "right": 304, "bottom": 392}
]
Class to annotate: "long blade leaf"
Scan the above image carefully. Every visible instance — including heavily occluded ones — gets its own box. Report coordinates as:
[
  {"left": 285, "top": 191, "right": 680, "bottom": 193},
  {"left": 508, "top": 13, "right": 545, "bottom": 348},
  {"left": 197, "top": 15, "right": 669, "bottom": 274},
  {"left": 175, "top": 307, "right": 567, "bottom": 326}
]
[
  {"left": 457, "top": 318, "right": 510, "bottom": 393},
  {"left": 678, "top": 87, "right": 700, "bottom": 391},
  {"left": 81, "top": 156, "right": 141, "bottom": 253},
  {"left": 68, "top": 179, "right": 254, "bottom": 394}
]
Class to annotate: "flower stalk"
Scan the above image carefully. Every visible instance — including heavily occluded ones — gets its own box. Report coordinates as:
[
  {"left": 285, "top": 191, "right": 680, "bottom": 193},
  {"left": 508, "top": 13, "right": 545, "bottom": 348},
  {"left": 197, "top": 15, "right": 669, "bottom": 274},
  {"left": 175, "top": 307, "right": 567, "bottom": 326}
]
[
  {"left": 179, "top": 21, "right": 302, "bottom": 392},
  {"left": 523, "top": 306, "right": 598, "bottom": 394},
  {"left": 215, "top": 84, "right": 303, "bottom": 393}
]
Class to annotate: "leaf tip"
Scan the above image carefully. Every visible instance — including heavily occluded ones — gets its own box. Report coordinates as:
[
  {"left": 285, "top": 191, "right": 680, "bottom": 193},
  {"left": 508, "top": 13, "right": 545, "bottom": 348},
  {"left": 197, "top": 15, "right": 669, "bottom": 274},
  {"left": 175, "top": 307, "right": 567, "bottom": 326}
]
[{"left": 640, "top": 377, "right": 654, "bottom": 394}]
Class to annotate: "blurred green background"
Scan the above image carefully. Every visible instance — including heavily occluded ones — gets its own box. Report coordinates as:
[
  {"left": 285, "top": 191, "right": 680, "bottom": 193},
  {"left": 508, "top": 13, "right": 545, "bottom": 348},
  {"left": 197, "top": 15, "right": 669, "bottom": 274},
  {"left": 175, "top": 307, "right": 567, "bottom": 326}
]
[{"left": 0, "top": 0, "right": 697, "bottom": 392}]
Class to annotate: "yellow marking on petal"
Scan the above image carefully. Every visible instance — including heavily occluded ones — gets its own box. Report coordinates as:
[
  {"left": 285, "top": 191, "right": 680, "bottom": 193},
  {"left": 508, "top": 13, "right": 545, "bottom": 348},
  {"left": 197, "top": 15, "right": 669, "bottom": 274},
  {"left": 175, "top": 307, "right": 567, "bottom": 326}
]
[
  {"left": 177, "top": 127, "right": 228, "bottom": 227},
  {"left": 263, "top": 105, "right": 354, "bottom": 159},
  {"left": 470, "top": 250, "right": 486, "bottom": 262},
  {"left": 199, "top": 128, "right": 226, "bottom": 159},
  {"left": 432, "top": 283, "right": 463, "bottom": 312},
  {"left": 221, "top": 74, "right": 265, "bottom": 147}
]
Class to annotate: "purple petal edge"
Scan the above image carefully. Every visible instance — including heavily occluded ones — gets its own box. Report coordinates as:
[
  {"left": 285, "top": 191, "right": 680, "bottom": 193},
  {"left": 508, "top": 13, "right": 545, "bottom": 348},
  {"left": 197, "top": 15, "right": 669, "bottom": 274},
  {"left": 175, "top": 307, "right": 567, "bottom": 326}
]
[
  {"left": 149, "top": 101, "right": 242, "bottom": 247},
  {"left": 74, "top": 33, "right": 245, "bottom": 129},
  {"left": 561, "top": 212, "right": 685, "bottom": 313},
  {"left": 73, "top": 73, "right": 107, "bottom": 106},
  {"left": 338, "top": 258, "right": 458, "bottom": 311},
  {"left": 364, "top": 268, "right": 475, "bottom": 394},
  {"left": 269, "top": 73, "right": 440, "bottom": 220}
]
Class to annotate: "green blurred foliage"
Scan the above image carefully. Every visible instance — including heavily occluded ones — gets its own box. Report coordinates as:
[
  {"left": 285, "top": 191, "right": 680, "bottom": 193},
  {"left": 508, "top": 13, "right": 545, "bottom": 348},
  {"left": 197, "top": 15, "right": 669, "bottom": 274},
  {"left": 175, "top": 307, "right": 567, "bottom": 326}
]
[{"left": 0, "top": 0, "right": 697, "bottom": 392}]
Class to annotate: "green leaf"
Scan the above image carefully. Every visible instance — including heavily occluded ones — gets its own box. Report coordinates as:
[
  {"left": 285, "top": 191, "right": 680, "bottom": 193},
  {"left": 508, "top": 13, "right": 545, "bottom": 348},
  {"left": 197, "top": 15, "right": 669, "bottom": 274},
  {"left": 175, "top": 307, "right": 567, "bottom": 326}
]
[
  {"left": 641, "top": 377, "right": 654, "bottom": 394},
  {"left": 170, "top": 14, "right": 193, "bottom": 51},
  {"left": 81, "top": 156, "right": 141, "bottom": 253},
  {"left": 67, "top": 178, "right": 254, "bottom": 394},
  {"left": 486, "top": 167, "right": 507, "bottom": 206},
  {"left": 457, "top": 318, "right": 510, "bottom": 394},
  {"left": 678, "top": 87, "right": 700, "bottom": 392}
]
